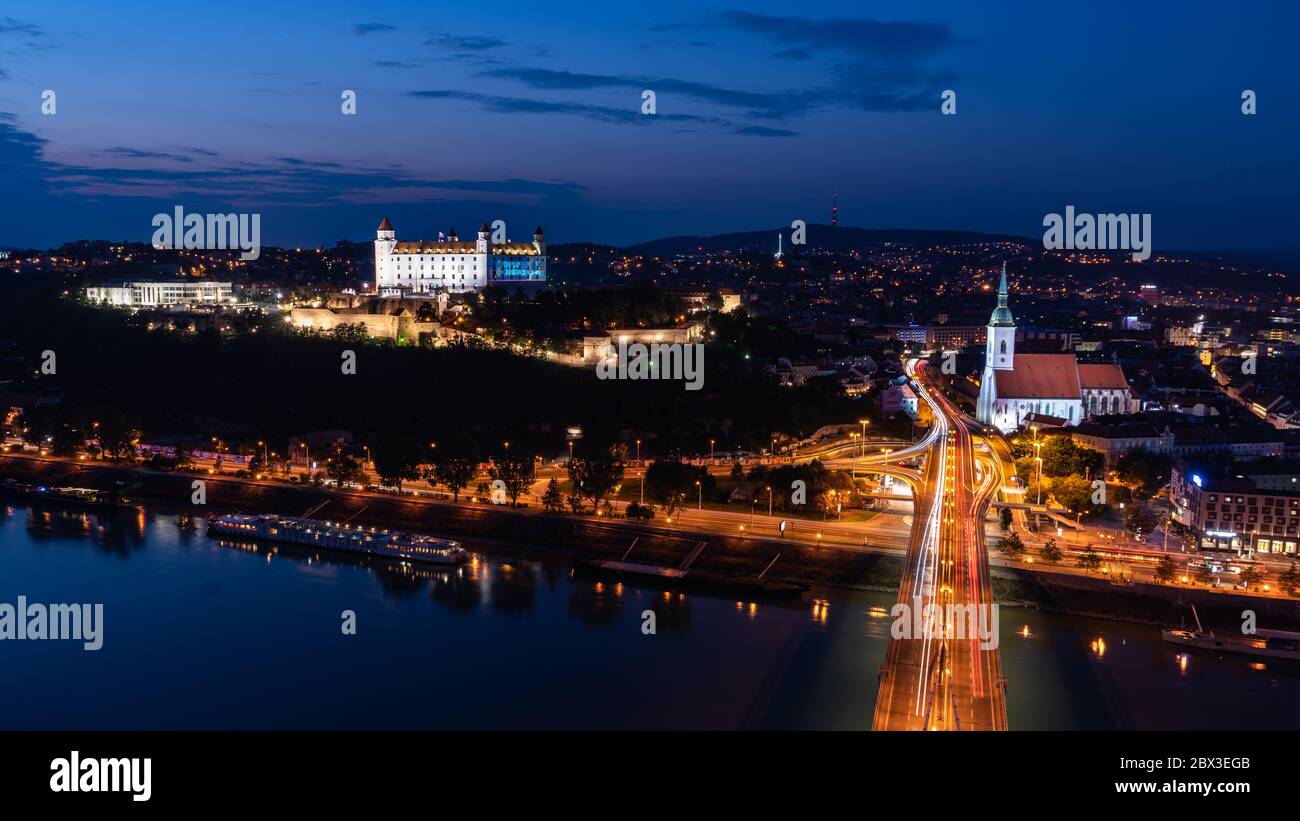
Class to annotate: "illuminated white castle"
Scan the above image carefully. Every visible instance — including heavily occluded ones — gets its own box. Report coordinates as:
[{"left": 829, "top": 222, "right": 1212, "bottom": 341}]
[{"left": 374, "top": 216, "right": 547, "bottom": 294}]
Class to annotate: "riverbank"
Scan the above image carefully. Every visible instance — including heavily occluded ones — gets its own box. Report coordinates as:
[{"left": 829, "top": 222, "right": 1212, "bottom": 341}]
[
  {"left": 0, "top": 455, "right": 904, "bottom": 591},
  {"left": 6, "top": 454, "right": 1300, "bottom": 630}
]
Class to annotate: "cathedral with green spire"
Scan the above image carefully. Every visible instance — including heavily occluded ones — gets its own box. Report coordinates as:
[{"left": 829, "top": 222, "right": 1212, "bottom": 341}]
[{"left": 976, "top": 262, "right": 1137, "bottom": 432}]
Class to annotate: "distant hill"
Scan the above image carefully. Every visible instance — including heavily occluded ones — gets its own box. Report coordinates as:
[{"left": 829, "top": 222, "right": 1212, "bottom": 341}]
[
  {"left": 1186, "top": 247, "right": 1300, "bottom": 271},
  {"left": 626, "top": 224, "right": 1034, "bottom": 256}
]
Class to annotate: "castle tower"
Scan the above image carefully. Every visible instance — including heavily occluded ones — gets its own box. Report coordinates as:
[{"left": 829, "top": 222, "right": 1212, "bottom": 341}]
[
  {"left": 476, "top": 222, "right": 491, "bottom": 254},
  {"left": 532, "top": 226, "right": 545, "bottom": 255},
  {"left": 375, "top": 216, "right": 396, "bottom": 290},
  {"left": 774, "top": 233, "right": 784, "bottom": 260},
  {"left": 985, "top": 262, "right": 1016, "bottom": 370}
]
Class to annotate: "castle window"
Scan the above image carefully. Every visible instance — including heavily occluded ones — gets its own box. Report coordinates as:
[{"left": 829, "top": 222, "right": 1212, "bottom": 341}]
[{"left": 1000, "top": 340, "right": 1006, "bottom": 354}]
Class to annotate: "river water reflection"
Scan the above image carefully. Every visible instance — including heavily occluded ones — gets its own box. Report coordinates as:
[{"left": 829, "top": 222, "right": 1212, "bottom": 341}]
[{"left": 1, "top": 505, "right": 1296, "bottom": 730}]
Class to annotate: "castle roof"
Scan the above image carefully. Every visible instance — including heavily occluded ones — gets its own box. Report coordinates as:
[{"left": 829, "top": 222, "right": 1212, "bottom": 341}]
[
  {"left": 378, "top": 216, "right": 393, "bottom": 231},
  {"left": 390, "top": 241, "right": 541, "bottom": 255}
]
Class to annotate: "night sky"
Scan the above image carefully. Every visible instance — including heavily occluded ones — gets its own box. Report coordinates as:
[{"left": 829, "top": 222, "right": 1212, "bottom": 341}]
[{"left": 0, "top": 1, "right": 1296, "bottom": 250}]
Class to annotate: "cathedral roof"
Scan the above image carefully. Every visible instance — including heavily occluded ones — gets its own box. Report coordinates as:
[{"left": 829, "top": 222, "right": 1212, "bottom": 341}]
[
  {"left": 994, "top": 354, "right": 1081, "bottom": 399},
  {"left": 1077, "top": 363, "right": 1130, "bottom": 390}
]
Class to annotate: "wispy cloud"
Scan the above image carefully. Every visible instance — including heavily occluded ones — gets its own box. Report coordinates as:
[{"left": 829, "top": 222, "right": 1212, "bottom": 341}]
[
  {"left": 100, "top": 147, "right": 194, "bottom": 163},
  {"left": 426, "top": 32, "right": 508, "bottom": 50},
  {"left": 0, "top": 17, "right": 42, "bottom": 37},
  {"left": 480, "top": 67, "right": 788, "bottom": 113},
  {"left": 352, "top": 23, "right": 395, "bottom": 35},
  {"left": 707, "top": 11, "right": 958, "bottom": 61},
  {"left": 406, "top": 89, "right": 728, "bottom": 128}
]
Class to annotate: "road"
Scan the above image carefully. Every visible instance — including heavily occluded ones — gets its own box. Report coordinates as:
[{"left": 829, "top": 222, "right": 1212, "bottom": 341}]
[{"left": 872, "top": 360, "right": 1008, "bottom": 731}]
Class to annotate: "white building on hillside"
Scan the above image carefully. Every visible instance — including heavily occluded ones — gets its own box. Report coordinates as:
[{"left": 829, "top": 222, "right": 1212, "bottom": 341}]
[
  {"left": 84, "top": 280, "right": 234, "bottom": 307},
  {"left": 373, "top": 217, "right": 546, "bottom": 294}
]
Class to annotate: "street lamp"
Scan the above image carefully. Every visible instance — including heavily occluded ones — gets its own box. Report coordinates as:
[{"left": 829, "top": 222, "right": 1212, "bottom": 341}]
[
  {"left": 695, "top": 480, "right": 702, "bottom": 510},
  {"left": 767, "top": 485, "right": 773, "bottom": 517},
  {"left": 709, "top": 438, "right": 715, "bottom": 463},
  {"left": 1035, "top": 455, "right": 1044, "bottom": 506},
  {"left": 635, "top": 439, "right": 641, "bottom": 464},
  {"left": 859, "top": 419, "right": 869, "bottom": 457}
]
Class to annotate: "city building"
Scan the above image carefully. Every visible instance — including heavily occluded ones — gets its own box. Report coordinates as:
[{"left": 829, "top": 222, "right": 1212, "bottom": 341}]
[
  {"left": 975, "top": 264, "right": 1138, "bottom": 432},
  {"left": 926, "top": 324, "right": 985, "bottom": 350},
  {"left": 1170, "top": 459, "right": 1300, "bottom": 556},
  {"left": 373, "top": 217, "right": 546, "bottom": 294},
  {"left": 83, "top": 280, "right": 234, "bottom": 307},
  {"left": 1069, "top": 416, "right": 1284, "bottom": 467}
]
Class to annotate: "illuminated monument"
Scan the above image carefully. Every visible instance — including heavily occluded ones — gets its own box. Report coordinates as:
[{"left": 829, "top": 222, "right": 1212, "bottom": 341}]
[{"left": 374, "top": 217, "right": 547, "bottom": 295}]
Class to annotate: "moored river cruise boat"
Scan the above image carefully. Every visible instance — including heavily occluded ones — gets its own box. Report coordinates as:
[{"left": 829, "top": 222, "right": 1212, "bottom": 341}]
[{"left": 208, "top": 513, "right": 469, "bottom": 565}]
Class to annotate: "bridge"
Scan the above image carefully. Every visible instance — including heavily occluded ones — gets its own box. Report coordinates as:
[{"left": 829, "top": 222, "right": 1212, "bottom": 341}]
[{"left": 871, "top": 360, "right": 1009, "bottom": 731}]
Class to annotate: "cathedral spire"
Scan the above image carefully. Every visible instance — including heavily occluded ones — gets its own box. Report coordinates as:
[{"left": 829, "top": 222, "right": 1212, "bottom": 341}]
[{"left": 989, "top": 261, "right": 1015, "bottom": 326}]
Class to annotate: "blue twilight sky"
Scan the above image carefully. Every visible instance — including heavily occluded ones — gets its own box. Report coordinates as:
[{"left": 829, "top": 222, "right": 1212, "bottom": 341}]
[{"left": 0, "top": 0, "right": 1297, "bottom": 250}]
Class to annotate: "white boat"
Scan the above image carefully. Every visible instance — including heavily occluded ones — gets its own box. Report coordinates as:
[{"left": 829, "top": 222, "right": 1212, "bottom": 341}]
[
  {"left": 208, "top": 513, "right": 469, "bottom": 565},
  {"left": 1161, "top": 604, "right": 1300, "bottom": 661}
]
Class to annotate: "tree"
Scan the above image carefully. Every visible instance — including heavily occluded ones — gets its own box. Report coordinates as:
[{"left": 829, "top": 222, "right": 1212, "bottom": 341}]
[
  {"left": 325, "top": 451, "right": 363, "bottom": 487},
  {"left": 1278, "top": 562, "right": 1300, "bottom": 597},
  {"left": 1049, "top": 475, "right": 1094, "bottom": 516},
  {"left": 429, "top": 432, "right": 480, "bottom": 502},
  {"left": 1193, "top": 563, "right": 1215, "bottom": 587},
  {"left": 645, "top": 459, "right": 712, "bottom": 516},
  {"left": 1000, "top": 531, "right": 1025, "bottom": 561},
  {"left": 371, "top": 434, "right": 422, "bottom": 492},
  {"left": 489, "top": 451, "right": 536, "bottom": 506},
  {"left": 1041, "top": 538, "right": 1062, "bottom": 564},
  {"left": 1039, "top": 436, "right": 1104, "bottom": 479},
  {"left": 92, "top": 406, "right": 142, "bottom": 462},
  {"left": 1239, "top": 565, "right": 1263, "bottom": 591},
  {"left": 1114, "top": 449, "right": 1173, "bottom": 500},
  {"left": 999, "top": 507, "right": 1013, "bottom": 532},
  {"left": 625, "top": 502, "right": 655, "bottom": 521},
  {"left": 730, "top": 461, "right": 744, "bottom": 481},
  {"left": 1155, "top": 555, "right": 1177, "bottom": 584},
  {"left": 1124, "top": 504, "right": 1158, "bottom": 541},
  {"left": 541, "top": 478, "right": 564, "bottom": 513},
  {"left": 567, "top": 442, "right": 626, "bottom": 511},
  {"left": 1077, "top": 545, "right": 1102, "bottom": 573}
]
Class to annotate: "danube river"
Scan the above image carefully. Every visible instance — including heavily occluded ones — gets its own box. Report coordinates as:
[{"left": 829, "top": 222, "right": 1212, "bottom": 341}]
[{"left": 2, "top": 504, "right": 1297, "bottom": 730}]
